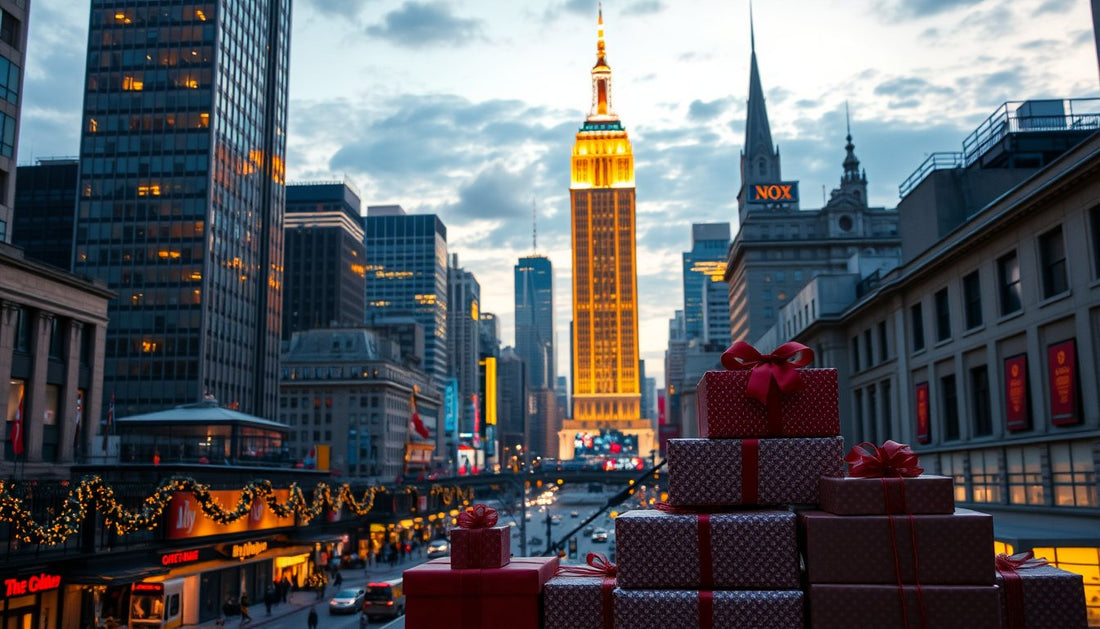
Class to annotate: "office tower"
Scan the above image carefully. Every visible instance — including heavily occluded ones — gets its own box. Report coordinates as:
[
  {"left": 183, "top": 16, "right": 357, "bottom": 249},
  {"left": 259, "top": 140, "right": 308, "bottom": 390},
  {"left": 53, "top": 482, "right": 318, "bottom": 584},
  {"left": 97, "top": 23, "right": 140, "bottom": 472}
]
[
  {"left": 515, "top": 255, "right": 554, "bottom": 389},
  {"left": 447, "top": 254, "right": 480, "bottom": 437},
  {"left": 478, "top": 311, "right": 500, "bottom": 460},
  {"left": 284, "top": 182, "right": 366, "bottom": 339},
  {"left": 561, "top": 8, "right": 653, "bottom": 458},
  {"left": 363, "top": 205, "right": 448, "bottom": 382},
  {"left": 555, "top": 375, "right": 569, "bottom": 422},
  {"left": 683, "top": 223, "right": 730, "bottom": 343},
  {"left": 724, "top": 20, "right": 899, "bottom": 347},
  {"left": 496, "top": 347, "right": 527, "bottom": 458},
  {"left": 0, "top": 0, "right": 27, "bottom": 244},
  {"left": 12, "top": 159, "right": 78, "bottom": 270},
  {"left": 73, "top": 1, "right": 291, "bottom": 418}
]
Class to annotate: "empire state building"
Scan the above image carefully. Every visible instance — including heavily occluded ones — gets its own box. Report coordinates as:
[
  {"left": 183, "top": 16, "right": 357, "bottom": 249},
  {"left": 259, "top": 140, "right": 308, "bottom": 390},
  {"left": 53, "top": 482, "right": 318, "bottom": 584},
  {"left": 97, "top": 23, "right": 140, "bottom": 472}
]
[{"left": 560, "top": 7, "right": 654, "bottom": 459}]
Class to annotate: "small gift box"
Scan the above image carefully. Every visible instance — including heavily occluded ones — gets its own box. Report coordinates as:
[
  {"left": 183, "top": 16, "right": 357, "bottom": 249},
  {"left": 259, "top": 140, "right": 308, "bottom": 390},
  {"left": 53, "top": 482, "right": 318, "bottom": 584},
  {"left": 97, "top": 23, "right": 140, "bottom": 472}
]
[
  {"left": 449, "top": 504, "right": 510, "bottom": 569},
  {"left": 809, "top": 583, "right": 1001, "bottom": 629},
  {"left": 544, "top": 553, "right": 618, "bottom": 629},
  {"left": 667, "top": 437, "right": 845, "bottom": 506},
  {"left": 614, "top": 588, "right": 804, "bottom": 629},
  {"left": 615, "top": 508, "right": 799, "bottom": 589},
  {"left": 800, "top": 508, "right": 995, "bottom": 585},
  {"left": 818, "top": 441, "right": 955, "bottom": 515},
  {"left": 995, "top": 552, "right": 1088, "bottom": 629},
  {"left": 404, "top": 556, "right": 558, "bottom": 629},
  {"left": 697, "top": 341, "right": 838, "bottom": 438}
]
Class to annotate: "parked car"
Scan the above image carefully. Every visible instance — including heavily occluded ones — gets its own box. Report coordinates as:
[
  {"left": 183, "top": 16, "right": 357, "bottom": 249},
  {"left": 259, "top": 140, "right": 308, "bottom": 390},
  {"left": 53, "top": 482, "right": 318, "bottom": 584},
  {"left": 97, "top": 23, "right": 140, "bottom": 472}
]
[
  {"left": 591, "top": 528, "right": 609, "bottom": 543},
  {"left": 363, "top": 579, "right": 404, "bottom": 621},
  {"left": 570, "top": 510, "right": 580, "bottom": 518},
  {"left": 427, "top": 538, "right": 450, "bottom": 559},
  {"left": 328, "top": 588, "right": 365, "bottom": 615}
]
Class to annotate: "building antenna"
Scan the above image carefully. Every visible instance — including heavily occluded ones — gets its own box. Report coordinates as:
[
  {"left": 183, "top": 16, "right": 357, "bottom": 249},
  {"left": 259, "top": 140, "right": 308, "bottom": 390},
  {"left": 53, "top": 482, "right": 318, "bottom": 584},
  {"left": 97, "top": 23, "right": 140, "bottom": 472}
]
[{"left": 532, "top": 197, "right": 538, "bottom": 254}]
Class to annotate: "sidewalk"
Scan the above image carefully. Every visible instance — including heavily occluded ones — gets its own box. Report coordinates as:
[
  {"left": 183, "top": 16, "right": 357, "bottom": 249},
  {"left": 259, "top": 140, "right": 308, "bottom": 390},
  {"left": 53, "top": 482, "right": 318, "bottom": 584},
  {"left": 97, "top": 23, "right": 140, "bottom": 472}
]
[{"left": 186, "top": 553, "right": 427, "bottom": 628}]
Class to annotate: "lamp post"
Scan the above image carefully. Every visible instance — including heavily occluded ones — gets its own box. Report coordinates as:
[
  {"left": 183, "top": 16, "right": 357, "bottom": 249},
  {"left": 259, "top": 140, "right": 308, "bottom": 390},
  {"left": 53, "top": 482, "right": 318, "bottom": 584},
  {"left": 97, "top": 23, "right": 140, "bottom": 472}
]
[{"left": 517, "top": 444, "right": 528, "bottom": 556}]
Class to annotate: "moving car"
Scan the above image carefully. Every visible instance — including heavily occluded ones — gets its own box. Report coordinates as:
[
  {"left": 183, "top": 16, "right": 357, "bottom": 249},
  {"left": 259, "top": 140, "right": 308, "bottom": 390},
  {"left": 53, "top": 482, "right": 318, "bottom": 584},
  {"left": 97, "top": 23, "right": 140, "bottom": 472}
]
[
  {"left": 591, "top": 528, "right": 609, "bottom": 543},
  {"left": 363, "top": 579, "right": 404, "bottom": 621},
  {"left": 570, "top": 510, "right": 580, "bottom": 518},
  {"left": 583, "top": 525, "right": 595, "bottom": 536},
  {"left": 427, "top": 538, "right": 450, "bottom": 559},
  {"left": 328, "top": 588, "right": 365, "bottom": 615}
]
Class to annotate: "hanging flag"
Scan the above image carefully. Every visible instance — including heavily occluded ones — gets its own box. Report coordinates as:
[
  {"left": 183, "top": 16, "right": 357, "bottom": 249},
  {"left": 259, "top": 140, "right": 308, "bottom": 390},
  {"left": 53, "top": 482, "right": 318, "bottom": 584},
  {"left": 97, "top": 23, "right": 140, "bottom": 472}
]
[
  {"left": 153, "top": 449, "right": 161, "bottom": 466},
  {"left": 410, "top": 385, "right": 429, "bottom": 439},
  {"left": 11, "top": 389, "right": 24, "bottom": 456},
  {"left": 102, "top": 392, "right": 115, "bottom": 450}
]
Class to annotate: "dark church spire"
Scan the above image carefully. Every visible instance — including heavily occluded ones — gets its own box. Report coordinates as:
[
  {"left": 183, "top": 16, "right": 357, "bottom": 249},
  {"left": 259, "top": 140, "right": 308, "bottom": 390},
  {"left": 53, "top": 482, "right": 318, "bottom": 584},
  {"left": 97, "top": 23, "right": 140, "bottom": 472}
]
[
  {"left": 842, "top": 102, "right": 863, "bottom": 183},
  {"left": 739, "top": 3, "right": 785, "bottom": 219}
]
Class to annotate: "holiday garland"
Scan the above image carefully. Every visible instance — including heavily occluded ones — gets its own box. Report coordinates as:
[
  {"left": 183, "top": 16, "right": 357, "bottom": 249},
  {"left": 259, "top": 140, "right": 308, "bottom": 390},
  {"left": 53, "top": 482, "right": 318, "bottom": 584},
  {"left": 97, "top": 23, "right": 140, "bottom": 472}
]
[{"left": 0, "top": 475, "right": 475, "bottom": 547}]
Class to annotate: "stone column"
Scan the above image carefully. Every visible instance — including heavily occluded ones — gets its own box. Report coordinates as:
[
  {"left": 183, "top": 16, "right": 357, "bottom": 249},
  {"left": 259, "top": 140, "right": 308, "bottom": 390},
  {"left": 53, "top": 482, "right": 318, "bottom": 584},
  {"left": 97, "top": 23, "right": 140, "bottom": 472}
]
[
  {"left": 59, "top": 321, "right": 84, "bottom": 462},
  {"left": 0, "top": 302, "right": 18, "bottom": 460},
  {"left": 84, "top": 323, "right": 106, "bottom": 458},
  {"left": 25, "top": 312, "right": 54, "bottom": 462}
]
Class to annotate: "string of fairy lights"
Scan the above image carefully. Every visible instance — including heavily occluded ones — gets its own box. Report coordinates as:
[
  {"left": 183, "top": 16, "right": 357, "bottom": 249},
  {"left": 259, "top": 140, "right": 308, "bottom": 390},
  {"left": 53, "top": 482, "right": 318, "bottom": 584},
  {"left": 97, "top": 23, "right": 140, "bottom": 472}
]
[{"left": 0, "top": 475, "right": 475, "bottom": 547}]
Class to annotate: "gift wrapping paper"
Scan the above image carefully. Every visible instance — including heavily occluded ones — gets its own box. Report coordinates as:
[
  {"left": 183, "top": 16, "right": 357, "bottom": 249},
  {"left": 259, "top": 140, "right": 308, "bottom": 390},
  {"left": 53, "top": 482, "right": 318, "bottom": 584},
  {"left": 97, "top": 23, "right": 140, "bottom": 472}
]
[
  {"left": 544, "top": 575, "right": 616, "bottom": 629},
  {"left": 404, "top": 556, "right": 558, "bottom": 629},
  {"left": 667, "top": 437, "right": 845, "bottom": 506},
  {"left": 697, "top": 368, "right": 839, "bottom": 438},
  {"left": 996, "top": 563, "right": 1088, "bottom": 629},
  {"left": 615, "top": 508, "right": 799, "bottom": 589},
  {"left": 818, "top": 474, "right": 955, "bottom": 515},
  {"left": 809, "top": 583, "right": 1001, "bottom": 629},
  {"left": 449, "top": 525, "right": 510, "bottom": 569},
  {"left": 614, "top": 588, "right": 803, "bottom": 629},
  {"left": 800, "top": 508, "right": 995, "bottom": 585}
]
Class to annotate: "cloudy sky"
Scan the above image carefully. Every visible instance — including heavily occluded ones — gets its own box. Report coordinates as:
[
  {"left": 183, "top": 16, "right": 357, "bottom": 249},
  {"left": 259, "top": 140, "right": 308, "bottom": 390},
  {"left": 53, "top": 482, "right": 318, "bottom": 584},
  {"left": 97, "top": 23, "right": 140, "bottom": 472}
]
[{"left": 18, "top": 0, "right": 1099, "bottom": 386}]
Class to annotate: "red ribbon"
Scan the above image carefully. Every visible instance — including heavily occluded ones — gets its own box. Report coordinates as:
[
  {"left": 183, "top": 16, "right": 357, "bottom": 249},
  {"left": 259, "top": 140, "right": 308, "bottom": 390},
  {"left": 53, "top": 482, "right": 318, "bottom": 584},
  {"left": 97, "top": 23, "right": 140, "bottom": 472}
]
[
  {"left": 457, "top": 504, "right": 498, "bottom": 529},
  {"left": 846, "top": 441, "right": 924, "bottom": 479},
  {"left": 996, "top": 552, "right": 1049, "bottom": 629},
  {"left": 721, "top": 341, "right": 813, "bottom": 435},
  {"left": 698, "top": 591, "right": 713, "bottom": 629},
  {"left": 556, "top": 554, "right": 617, "bottom": 629},
  {"left": 651, "top": 505, "right": 714, "bottom": 589}
]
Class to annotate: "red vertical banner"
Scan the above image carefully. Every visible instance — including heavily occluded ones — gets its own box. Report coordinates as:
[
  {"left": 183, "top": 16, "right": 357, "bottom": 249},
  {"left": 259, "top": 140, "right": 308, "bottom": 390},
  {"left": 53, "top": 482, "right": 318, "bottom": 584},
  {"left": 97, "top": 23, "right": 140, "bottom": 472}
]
[
  {"left": 1047, "top": 340, "right": 1078, "bottom": 426},
  {"left": 915, "top": 382, "right": 930, "bottom": 444},
  {"left": 1003, "top": 354, "right": 1029, "bottom": 432}
]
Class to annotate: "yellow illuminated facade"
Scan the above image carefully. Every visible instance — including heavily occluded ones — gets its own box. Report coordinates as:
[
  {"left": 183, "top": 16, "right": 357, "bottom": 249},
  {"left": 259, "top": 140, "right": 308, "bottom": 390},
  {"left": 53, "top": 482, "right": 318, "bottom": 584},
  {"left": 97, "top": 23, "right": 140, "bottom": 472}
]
[{"left": 562, "top": 7, "right": 653, "bottom": 458}]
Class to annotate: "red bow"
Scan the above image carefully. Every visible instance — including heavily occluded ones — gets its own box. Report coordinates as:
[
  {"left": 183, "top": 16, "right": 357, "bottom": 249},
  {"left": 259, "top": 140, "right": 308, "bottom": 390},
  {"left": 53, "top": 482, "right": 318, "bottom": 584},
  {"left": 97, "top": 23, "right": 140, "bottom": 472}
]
[
  {"left": 996, "top": 551, "right": 1048, "bottom": 573},
  {"left": 456, "top": 504, "right": 498, "bottom": 529},
  {"left": 846, "top": 441, "right": 924, "bottom": 478},
  {"left": 557, "top": 553, "right": 617, "bottom": 577},
  {"left": 721, "top": 341, "right": 813, "bottom": 406}
]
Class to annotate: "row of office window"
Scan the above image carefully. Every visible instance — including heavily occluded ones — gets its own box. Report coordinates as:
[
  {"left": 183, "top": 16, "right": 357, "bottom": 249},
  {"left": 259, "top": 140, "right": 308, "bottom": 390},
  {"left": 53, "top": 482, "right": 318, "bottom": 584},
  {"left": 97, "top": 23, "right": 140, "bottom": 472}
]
[{"left": 850, "top": 319, "right": 891, "bottom": 372}]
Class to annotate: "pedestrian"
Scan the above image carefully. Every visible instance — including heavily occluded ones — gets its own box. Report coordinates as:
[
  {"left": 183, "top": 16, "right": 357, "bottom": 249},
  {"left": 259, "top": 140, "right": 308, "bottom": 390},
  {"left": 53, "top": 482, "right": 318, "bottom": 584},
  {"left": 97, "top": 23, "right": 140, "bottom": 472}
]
[
  {"left": 264, "top": 584, "right": 275, "bottom": 615},
  {"left": 281, "top": 576, "right": 292, "bottom": 603},
  {"left": 333, "top": 571, "right": 343, "bottom": 587},
  {"left": 359, "top": 611, "right": 369, "bottom": 628},
  {"left": 307, "top": 606, "right": 319, "bottom": 629},
  {"left": 239, "top": 592, "right": 252, "bottom": 625}
]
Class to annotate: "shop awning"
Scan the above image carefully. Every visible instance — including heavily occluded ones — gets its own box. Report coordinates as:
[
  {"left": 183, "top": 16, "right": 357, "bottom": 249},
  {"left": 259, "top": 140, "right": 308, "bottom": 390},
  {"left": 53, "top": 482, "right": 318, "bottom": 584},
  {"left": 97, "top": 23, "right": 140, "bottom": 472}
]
[
  {"left": 986, "top": 507, "right": 1100, "bottom": 548},
  {"left": 65, "top": 564, "right": 170, "bottom": 585}
]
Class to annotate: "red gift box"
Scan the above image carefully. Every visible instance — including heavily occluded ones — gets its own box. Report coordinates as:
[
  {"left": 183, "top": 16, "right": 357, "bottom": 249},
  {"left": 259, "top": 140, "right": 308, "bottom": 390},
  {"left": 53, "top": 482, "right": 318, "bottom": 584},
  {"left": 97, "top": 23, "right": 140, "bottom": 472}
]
[
  {"left": 615, "top": 508, "right": 799, "bottom": 589},
  {"left": 809, "top": 583, "right": 1001, "bottom": 629},
  {"left": 818, "top": 475, "right": 955, "bottom": 515},
  {"left": 995, "top": 555, "right": 1088, "bottom": 629},
  {"left": 614, "top": 588, "right": 803, "bottom": 629},
  {"left": 697, "top": 368, "right": 839, "bottom": 438},
  {"left": 404, "top": 556, "right": 558, "bottom": 629},
  {"left": 800, "top": 508, "right": 995, "bottom": 585},
  {"left": 450, "top": 525, "right": 510, "bottom": 569},
  {"left": 667, "top": 437, "right": 845, "bottom": 506}
]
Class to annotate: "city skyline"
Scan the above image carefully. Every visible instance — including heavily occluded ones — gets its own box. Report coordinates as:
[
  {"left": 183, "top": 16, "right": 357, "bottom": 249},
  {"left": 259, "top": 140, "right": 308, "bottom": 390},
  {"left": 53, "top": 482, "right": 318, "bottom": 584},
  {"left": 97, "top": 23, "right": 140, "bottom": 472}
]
[{"left": 16, "top": 0, "right": 1098, "bottom": 385}]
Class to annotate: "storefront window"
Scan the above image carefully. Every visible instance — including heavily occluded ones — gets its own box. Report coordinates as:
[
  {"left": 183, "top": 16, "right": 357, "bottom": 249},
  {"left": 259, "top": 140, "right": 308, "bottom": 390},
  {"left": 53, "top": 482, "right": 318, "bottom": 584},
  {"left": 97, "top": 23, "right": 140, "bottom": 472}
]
[
  {"left": 970, "top": 449, "right": 1002, "bottom": 503},
  {"left": 939, "top": 452, "right": 969, "bottom": 503},
  {"left": 1006, "top": 446, "right": 1045, "bottom": 505},
  {"left": 1050, "top": 442, "right": 1098, "bottom": 507}
]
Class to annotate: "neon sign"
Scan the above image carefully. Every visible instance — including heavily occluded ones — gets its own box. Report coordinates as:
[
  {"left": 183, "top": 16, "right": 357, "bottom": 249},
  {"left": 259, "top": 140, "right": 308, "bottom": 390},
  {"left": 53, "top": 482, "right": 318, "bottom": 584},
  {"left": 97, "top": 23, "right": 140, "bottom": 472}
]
[
  {"left": 161, "top": 549, "right": 201, "bottom": 566},
  {"left": 4, "top": 573, "right": 61, "bottom": 598},
  {"left": 750, "top": 182, "right": 799, "bottom": 203}
]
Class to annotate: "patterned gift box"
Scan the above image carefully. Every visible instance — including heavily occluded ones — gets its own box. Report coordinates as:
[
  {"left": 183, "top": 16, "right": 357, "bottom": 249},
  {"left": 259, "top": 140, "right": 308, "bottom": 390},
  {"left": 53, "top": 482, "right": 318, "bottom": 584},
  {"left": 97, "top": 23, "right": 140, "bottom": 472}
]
[
  {"left": 450, "top": 525, "right": 510, "bottom": 569},
  {"left": 614, "top": 588, "right": 803, "bottom": 629},
  {"left": 544, "top": 575, "right": 617, "bottom": 629},
  {"left": 996, "top": 561, "right": 1088, "bottom": 629},
  {"left": 808, "top": 583, "right": 1001, "bottom": 629},
  {"left": 800, "top": 508, "right": 995, "bottom": 585},
  {"left": 818, "top": 474, "right": 955, "bottom": 515},
  {"left": 404, "top": 556, "right": 558, "bottom": 629},
  {"left": 697, "top": 368, "right": 839, "bottom": 438},
  {"left": 615, "top": 509, "right": 799, "bottom": 589},
  {"left": 667, "top": 437, "right": 845, "bottom": 506}
]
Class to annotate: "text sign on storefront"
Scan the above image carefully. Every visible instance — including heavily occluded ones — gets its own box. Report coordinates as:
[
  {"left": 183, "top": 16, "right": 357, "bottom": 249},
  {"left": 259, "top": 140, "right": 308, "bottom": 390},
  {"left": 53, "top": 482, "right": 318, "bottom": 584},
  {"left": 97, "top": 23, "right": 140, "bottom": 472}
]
[
  {"left": 914, "top": 382, "right": 930, "bottom": 444},
  {"left": 166, "top": 490, "right": 295, "bottom": 540},
  {"left": 1047, "top": 340, "right": 1078, "bottom": 426},
  {"left": 1004, "top": 354, "right": 1029, "bottom": 432},
  {"left": 132, "top": 582, "right": 164, "bottom": 594},
  {"left": 216, "top": 540, "right": 269, "bottom": 560},
  {"left": 3, "top": 573, "right": 61, "bottom": 598},
  {"left": 160, "top": 549, "right": 201, "bottom": 566},
  {"left": 750, "top": 182, "right": 799, "bottom": 203}
]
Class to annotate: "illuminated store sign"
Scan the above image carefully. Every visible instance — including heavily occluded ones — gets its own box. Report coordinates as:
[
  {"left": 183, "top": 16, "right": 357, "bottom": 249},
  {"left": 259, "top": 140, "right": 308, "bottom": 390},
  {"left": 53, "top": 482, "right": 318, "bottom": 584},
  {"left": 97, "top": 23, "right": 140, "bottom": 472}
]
[
  {"left": 160, "top": 549, "right": 201, "bottom": 566},
  {"left": 749, "top": 182, "right": 799, "bottom": 203},
  {"left": 4, "top": 573, "right": 61, "bottom": 598},
  {"left": 217, "top": 540, "right": 269, "bottom": 560}
]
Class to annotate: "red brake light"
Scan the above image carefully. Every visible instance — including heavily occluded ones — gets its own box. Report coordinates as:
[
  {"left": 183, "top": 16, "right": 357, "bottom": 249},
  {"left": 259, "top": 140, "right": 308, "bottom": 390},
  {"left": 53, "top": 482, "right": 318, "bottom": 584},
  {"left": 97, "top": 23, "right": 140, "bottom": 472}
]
[
  {"left": 386, "top": 601, "right": 394, "bottom": 606},
  {"left": 368, "top": 583, "right": 388, "bottom": 587}
]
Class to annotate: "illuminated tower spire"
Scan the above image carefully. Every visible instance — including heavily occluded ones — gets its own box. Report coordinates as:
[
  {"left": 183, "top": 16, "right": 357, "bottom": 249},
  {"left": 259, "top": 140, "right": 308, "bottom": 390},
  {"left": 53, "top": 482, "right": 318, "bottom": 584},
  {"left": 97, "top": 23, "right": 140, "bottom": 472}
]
[{"left": 591, "top": 2, "right": 615, "bottom": 120}]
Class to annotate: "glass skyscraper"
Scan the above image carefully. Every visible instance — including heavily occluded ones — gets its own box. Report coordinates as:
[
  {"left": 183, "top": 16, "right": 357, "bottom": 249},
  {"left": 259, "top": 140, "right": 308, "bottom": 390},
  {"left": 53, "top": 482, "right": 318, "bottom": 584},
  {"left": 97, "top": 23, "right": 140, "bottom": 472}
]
[
  {"left": 514, "top": 255, "right": 554, "bottom": 390},
  {"left": 0, "top": 0, "right": 28, "bottom": 243},
  {"left": 73, "top": 1, "right": 291, "bottom": 418},
  {"left": 683, "top": 222, "right": 730, "bottom": 343},
  {"left": 363, "top": 205, "right": 449, "bottom": 383}
]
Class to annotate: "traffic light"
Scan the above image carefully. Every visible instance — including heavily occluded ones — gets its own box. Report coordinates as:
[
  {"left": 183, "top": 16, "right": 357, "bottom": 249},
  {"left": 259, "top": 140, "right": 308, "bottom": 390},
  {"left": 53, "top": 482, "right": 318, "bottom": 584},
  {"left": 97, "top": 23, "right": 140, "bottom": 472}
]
[{"left": 568, "top": 537, "right": 578, "bottom": 559}]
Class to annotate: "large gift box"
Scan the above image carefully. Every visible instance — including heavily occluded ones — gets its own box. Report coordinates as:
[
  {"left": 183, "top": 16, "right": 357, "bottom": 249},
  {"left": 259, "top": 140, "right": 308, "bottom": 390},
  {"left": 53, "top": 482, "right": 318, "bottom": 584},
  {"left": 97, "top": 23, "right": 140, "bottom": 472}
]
[
  {"left": 800, "top": 508, "right": 995, "bottom": 584},
  {"left": 450, "top": 525, "right": 510, "bottom": 569},
  {"left": 818, "top": 474, "right": 955, "bottom": 515},
  {"left": 614, "top": 588, "right": 803, "bottom": 629},
  {"left": 615, "top": 509, "right": 799, "bottom": 589},
  {"left": 544, "top": 575, "right": 616, "bottom": 629},
  {"left": 667, "top": 437, "right": 845, "bottom": 506},
  {"left": 808, "top": 583, "right": 1001, "bottom": 629},
  {"left": 697, "top": 368, "right": 839, "bottom": 438},
  {"left": 404, "top": 556, "right": 558, "bottom": 629},
  {"left": 995, "top": 554, "right": 1088, "bottom": 629}
]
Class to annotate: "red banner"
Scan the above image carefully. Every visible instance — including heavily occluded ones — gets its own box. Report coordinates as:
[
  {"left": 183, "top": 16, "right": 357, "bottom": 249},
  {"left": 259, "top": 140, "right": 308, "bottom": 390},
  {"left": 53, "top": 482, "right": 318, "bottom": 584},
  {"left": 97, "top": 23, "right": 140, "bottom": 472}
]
[
  {"left": 1003, "top": 354, "right": 1029, "bottom": 432},
  {"left": 1047, "top": 340, "right": 1078, "bottom": 426},
  {"left": 914, "top": 382, "right": 930, "bottom": 444}
]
